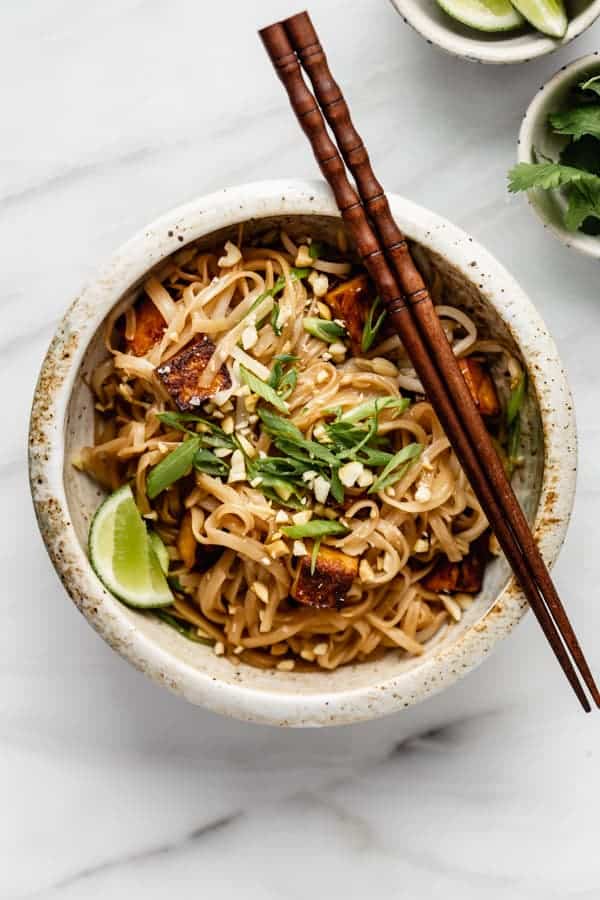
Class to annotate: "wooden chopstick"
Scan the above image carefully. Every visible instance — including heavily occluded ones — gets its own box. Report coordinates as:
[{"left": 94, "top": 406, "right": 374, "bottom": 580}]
[
  {"left": 259, "top": 18, "right": 597, "bottom": 711},
  {"left": 281, "top": 11, "right": 600, "bottom": 710}
]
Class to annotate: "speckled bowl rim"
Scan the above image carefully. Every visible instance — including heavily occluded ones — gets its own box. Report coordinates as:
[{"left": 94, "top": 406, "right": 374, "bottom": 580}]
[
  {"left": 518, "top": 51, "right": 600, "bottom": 258},
  {"left": 29, "top": 179, "right": 576, "bottom": 727},
  {"left": 389, "top": 0, "right": 600, "bottom": 64}
]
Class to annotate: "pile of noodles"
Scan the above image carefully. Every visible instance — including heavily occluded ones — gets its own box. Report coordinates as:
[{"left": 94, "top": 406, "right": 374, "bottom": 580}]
[{"left": 77, "top": 227, "right": 521, "bottom": 672}]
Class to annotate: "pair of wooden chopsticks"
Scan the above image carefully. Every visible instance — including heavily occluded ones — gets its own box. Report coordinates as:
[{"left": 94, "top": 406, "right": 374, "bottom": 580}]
[{"left": 259, "top": 11, "right": 599, "bottom": 711}]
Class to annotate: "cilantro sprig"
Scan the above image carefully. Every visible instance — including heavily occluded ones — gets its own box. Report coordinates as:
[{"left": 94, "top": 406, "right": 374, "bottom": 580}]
[{"left": 508, "top": 73, "right": 600, "bottom": 236}]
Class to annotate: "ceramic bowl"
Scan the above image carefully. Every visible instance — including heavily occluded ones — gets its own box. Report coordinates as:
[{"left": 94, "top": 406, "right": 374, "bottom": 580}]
[
  {"left": 518, "top": 52, "right": 600, "bottom": 258},
  {"left": 29, "top": 179, "right": 576, "bottom": 727},
  {"left": 389, "top": 0, "right": 600, "bottom": 64}
]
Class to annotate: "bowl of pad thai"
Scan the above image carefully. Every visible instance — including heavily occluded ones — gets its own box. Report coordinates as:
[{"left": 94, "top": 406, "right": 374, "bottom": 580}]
[{"left": 29, "top": 180, "right": 576, "bottom": 726}]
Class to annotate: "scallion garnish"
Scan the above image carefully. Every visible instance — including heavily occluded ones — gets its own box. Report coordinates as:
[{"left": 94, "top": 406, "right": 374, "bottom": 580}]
[
  {"left": 338, "top": 396, "right": 409, "bottom": 424},
  {"left": 507, "top": 372, "right": 527, "bottom": 426},
  {"left": 258, "top": 409, "right": 338, "bottom": 466},
  {"left": 268, "top": 354, "right": 299, "bottom": 398},
  {"left": 369, "top": 443, "right": 423, "bottom": 494},
  {"left": 244, "top": 267, "right": 311, "bottom": 320},
  {"left": 156, "top": 411, "right": 234, "bottom": 449},
  {"left": 303, "top": 317, "right": 347, "bottom": 343},
  {"left": 270, "top": 302, "right": 283, "bottom": 336},
  {"left": 281, "top": 520, "right": 349, "bottom": 539},
  {"left": 309, "top": 241, "right": 323, "bottom": 260},
  {"left": 154, "top": 609, "right": 213, "bottom": 645},
  {"left": 310, "top": 538, "right": 321, "bottom": 574},
  {"left": 361, "top": 296, "right": 387, "bottom": 352},
  {"left": 193, "top": 447, "right": 230, "bottom": 477},
  {"left": 147, "top": 436, "right": 201, "bottom": 499},
  {"left": 239, "top": 365, "right": 290, "bottom": 414}
]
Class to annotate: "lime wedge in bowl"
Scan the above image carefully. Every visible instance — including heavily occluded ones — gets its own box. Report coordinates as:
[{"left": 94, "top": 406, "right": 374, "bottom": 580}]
[
  {"left": 509, "top": 0, "right": 567, "bottom": 36},
  {"left": 89, "top": 485, "right": 173, "bottom": 608},
  {"left": 436, "top": 0, "right": 525, "bottom": 31}
]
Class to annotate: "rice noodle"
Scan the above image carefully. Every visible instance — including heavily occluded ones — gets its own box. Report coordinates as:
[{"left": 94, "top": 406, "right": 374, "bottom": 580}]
[{"left": 77, "top": 229, "right": 515, "bottom": 673}]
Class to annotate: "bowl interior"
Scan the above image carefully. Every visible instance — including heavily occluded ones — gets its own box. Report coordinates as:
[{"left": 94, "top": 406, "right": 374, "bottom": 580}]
[
  {"left": 62, "top": 213, "right": 544, "bottom": 701},
  {"left": 519, "top": 54, "right": 600, "bottom": 255},
  {"left": 390, "top": 0, "right": 599, "bottom": 63}
]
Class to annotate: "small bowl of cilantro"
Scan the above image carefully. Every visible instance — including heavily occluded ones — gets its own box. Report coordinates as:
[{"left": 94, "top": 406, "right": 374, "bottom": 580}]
[{"left": 511, "top": 52, "right": 600, "bottom": 258}]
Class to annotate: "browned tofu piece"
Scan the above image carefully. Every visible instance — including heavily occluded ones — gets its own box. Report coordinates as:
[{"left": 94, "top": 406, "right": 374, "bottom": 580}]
[
  {"left": 155, "top": 334, "right": 231, "bottom": 411},
  {"left": 458, "top": 358, "right": 500, "bottom": 418},
  {"left": 126, "top": 297, "right": 166, "bottom": 356},
  {"left": 325, "top": 274, "right": 374, "bottom": 354},
  {"left": 422, "top": 535, "right": 489, "bottom": 595},
  {"left": 291, "top": 545, "right": 358, "bottom": 609}
]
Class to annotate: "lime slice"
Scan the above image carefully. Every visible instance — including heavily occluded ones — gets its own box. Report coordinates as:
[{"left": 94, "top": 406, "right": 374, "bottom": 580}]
[
  {"left": 509, "top": 0, "right": 567, "bottom": 36},
  {"left": 149, "top": 530, "right": 170, "bottom": 574},
  {"left": 89, "top": 485, "right": 173, "bottom": 608},
  {"left": 436, "top": 0, "right": 525, "bottom": 31}
]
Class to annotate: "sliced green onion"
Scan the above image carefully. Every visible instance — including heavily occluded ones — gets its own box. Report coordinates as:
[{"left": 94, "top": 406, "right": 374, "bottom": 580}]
[
  {"left": 258, "top": 407, "right": 304, "bottom": 442},
  {"left": 270, "top": 303, "right": 282, "bottom": 336},
  {"left": 147, "top": 436, "right": 201, "bottom": 499},
  {"left": 330, "top": 467, "right": 344, "bottom": 503},
  {"left": 278, "top": 368, "right": 298, "bottom": 400},
  {"left": 244, "top": 267, "right": 310, "bottom": 321},
  {"left": 267, "top": 354, "right": 299, "bottom": 390},
  {"left": 310, "top": 538, "right": 321, "bottom": 575},
  {"left": 507, "top": 372, "right": 527, "bottom": 426},
  {"left": 282, "top": 520, "right": 349, "bottom": 539},
  {"left": 275, "top": 437, "right": 339, "bottom": 468},
  {"left": 369, "top": 443, "right": 423, "bottom": 494},
  {"left": 258, "top": 409, "right": 338, "bottom": 466},
  {"left": 193, "top": 447, "right": 229, "bottom": 477},
  {"left": 309, "top": 241, "right": 323, "bottom": 260},
  {"left": 303, "top": 317, "right": 347, "bottom": 343},
  {"left": 157, "top": 411, "right": 234, "bottom": 448},
  {"left": 154, "top": 609, "right": 213, "bottom": 645},
  {"left": 339, "top": 396, "right": 409, "bottom": 424},
  {"left": 239, "top": 365, "right": 289, "bottom": 414},
  {"left": 361, "top": 296, "right": 387, "bottom": 352}
]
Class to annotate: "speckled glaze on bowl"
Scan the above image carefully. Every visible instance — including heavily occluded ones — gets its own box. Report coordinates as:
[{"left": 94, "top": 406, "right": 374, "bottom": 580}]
[
  {"left": 389, "top": 0, "right": 600, "bottom": 64},
  {"left": 518, "top": 52, "right": 600, "bottom": 258},
  {"left": 29, "top": 179, "right": 576, "bottom": 727}
]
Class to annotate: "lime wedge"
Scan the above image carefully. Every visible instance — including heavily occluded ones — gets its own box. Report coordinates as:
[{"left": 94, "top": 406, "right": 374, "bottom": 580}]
[
  {"left": 436, "top": 0, "right": 525, "bottom": 31},
  {"left": 89, "top": 485, "right": 173, "bottom": 608},
  {"left": 509, "top": 0, "right": 567, "bottom": 36},
  {"left": 149, "top": 530, "right": 170, "bottom": 574}
]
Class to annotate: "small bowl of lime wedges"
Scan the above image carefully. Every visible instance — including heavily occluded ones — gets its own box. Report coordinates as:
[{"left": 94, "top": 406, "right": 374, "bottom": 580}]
[
  {"left": 389, "top": 0, "right": 600, "bottom": 64},
  {"left": 513, "top": 52, "right": 600, "bottom": 258}
]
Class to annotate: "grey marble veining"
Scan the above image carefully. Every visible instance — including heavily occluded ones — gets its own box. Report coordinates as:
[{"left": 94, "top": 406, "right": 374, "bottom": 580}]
[{"left": 3, "top": 1, "right": 600, "bottom": 897}]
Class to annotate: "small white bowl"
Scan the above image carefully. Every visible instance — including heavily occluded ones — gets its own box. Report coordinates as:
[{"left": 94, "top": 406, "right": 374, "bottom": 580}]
[
  {"left": 29, "top": 179, "right": 576, "bottom": 727},
  {"left": 389, "top": 0, "right": 600, "bottom": 64},
  {"left": 518, "top": 51, "right": 600, "bottom": 257}
]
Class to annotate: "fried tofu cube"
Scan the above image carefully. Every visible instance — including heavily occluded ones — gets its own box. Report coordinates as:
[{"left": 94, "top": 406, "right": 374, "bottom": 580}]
[
  {"left": 458, "top": 358, "right": 500, "bottom": 418},
  {"left": 325, "top": 274, "right": 374, "bottom": 354},
  {"left": 422, "top": 535, "right": 489, "bottom": 596},
  {"left": 155, "top": 334, "right": 231, "bottom": 411},
  {"left": 291, "top": 545, "right": 358, "bottom": 609},
  {"left": 126, "top": 297, "right": 167, "bottom": 357},
  {"left": 422, "top": 557, "right": 461, "bottom": 594}
]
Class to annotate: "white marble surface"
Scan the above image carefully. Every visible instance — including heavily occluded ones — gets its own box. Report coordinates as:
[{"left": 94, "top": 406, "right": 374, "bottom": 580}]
[{"left": 3, "top": 1, "right": 600, "bottom": 897}]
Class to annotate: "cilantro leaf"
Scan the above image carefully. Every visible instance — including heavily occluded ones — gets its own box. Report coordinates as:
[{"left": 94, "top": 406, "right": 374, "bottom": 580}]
[
  {"left": 560, "top": 134, "right": 600, "bottom": 175},
  {"left": 565, "top": 181, "right": 600, "bottom": 231},
  {"left": 549, "top": 106, "right": 600, "bottom": 141},
  {"left": 508, "top": 162, "right": 600, "bottom": 193}
]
